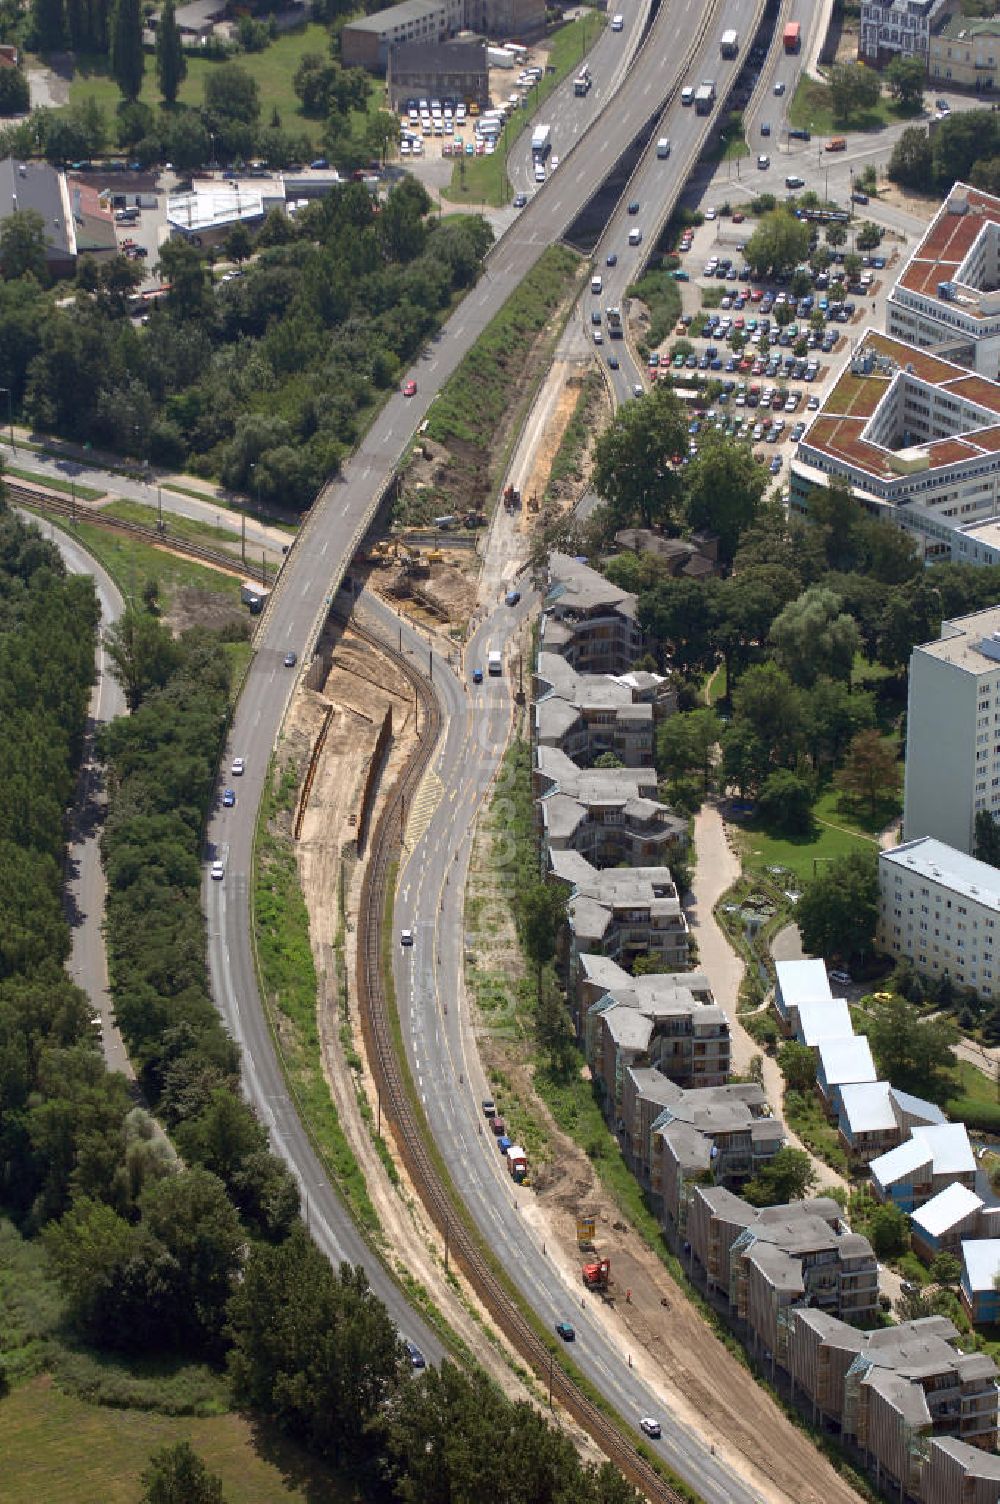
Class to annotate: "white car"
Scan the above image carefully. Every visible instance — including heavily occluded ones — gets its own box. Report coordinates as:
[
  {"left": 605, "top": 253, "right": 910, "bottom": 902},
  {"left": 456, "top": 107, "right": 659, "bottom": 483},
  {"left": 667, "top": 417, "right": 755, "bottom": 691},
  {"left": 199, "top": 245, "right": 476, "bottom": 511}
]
[
  {"left": 400, "top": 928, "right": 414, "bottom": 946},
  {"left": 550, "top": 155, "right": 559, "bottom": 170},
  {"left": 210, "top": 860, "right": 225, "bottom": 881},
  {"left": 640, "top": 1417, "right": 662, "bottom": 1439},
  {"left": 231, "top": 756, "right": 245, "bottom": 776},
  {"left": 704, "top": 207, "right": 717, "bottom": 220},
  {"left": 774, "top": 79, "right": 785, "bottom": 95}
]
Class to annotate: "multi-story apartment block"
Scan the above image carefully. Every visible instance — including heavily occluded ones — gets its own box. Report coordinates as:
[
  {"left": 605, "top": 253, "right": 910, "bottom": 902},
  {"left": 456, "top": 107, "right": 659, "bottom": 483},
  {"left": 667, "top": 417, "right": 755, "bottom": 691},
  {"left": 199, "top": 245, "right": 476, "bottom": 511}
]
[
  {"left": 342, "top": 0, "right": 544, "bottom": 70},
  {"left": 870, "top": 1123, "right": 977, "bottom": 1212},
  {"left": 929, "top": 15, "right": 1000, "bottom": 91},
  {"left": 551, "top": 849, "right": 690, "bottom": 987},
  {"left": 880, "top": 835, "right": 1000, "bottom": 990},
  {"left": 774, "top": 958, "right": 834, "bottom": 1033},
  {"left": 655, "top": 1090, "right": 784, "bottom": 1232},
  {"left": 534, "top": 651, "right": 674, "bottom": 767},
  {"left": 791, "top": 329, "right": 1000, "bottom": 558},
  {"left": 535, "top": 748, "right": 687, "bottom": 871},
  {"left": 584, "top": 969, "right": 729, "bottom": 1130},
  {"left": 540, "top": 552, "right": 643, "bottom": 675},
  {"left": 961, "top": 1239, "right": 1000, "bottom": 1322},
  {"left": 785, "top": 1311, "right": 999, "bottom": 1496},
  {"left": 687, "top": 1189, "right": 879, "bottom": 1340},
  {"left": 859, "top": 0, "right": 956, "bottom": 68},
  {"left": 887, "top": 185, "right": 1000, "bottom": 380},
  {"left": 816, "top": 1035, "right": 878, "bottom": 1115},
  {"left": 911, "top": 1182, "right": 1000, "bottom": 1263}
]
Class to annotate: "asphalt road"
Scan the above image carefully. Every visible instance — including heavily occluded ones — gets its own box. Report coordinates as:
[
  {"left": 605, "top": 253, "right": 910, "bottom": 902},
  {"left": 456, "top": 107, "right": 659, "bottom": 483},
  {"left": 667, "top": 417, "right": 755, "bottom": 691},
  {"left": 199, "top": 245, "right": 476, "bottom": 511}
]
[
  {"left": 34, "top": 516, "right": 133, "bottom": 1078},
  {"left": 384, "top": 561, "right": 765, "bottom": 1504}
]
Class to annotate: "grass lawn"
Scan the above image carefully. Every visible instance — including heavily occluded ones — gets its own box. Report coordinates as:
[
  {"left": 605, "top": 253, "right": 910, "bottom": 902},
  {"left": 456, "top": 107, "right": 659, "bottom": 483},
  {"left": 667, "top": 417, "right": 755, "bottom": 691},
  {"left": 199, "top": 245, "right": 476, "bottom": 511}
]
[
  {"left": 6, "top": 465, "right": 105, "bottom": 501},
  {"left": 64, "top": 25, "right": 340, "bottom": 149},
  {"left": 0, "top": 1377, "right": 335, "bottom": 1503},
  {"left": 787, "top": 75, "right": 922, "bottom": 140},
  {"left": 57, "top": 516, "right": 245, "bottom": 606},
  {"left": 738, "top": 788, "right": 878, "bottom": 887},
  {"left": 628, "top": 265, "right": 682, "bottom": 349},
  {"left": 102, "top": 498, "right": 244, "bottom": 553},
  {"left": 704, "top": 110, "right": 750, "bottom": 164},
  {"left": 443, "top": 13, "right": 604, "bottom": 207},
  {"left": 947, "top": 1058, "right": 1000, "bottom": 1133}
]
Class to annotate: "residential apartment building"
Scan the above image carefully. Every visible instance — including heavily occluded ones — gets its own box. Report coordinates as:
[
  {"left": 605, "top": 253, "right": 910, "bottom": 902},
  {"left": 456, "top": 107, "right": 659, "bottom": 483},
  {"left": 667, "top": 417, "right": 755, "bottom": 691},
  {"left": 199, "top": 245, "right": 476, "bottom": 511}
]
[
  {"left": 540, "top": 552, "right": 643, "bottom": 675},
  {"left": 911, "top": 1182, "right": 1000, "bottom": 1262},
  {"left": 837, "top": 1081, "right": 946, "bottom": 1163},
  {"left": 584, "top": 969, "right": 729, "bottom": 1130},
  {"left": 961, "top": 1238, "right": 1000, "bottom": 1322},
  {"left": 341, "top": 0, "right": 544, "bottom": 71},
  {"left": 870, "top": 1122, "right": 976, "bottom": 1212},
  {"left": 880, "top": 835, "right": 1000, "bottom": 993},
  {"left": 534, "top": 651, "right": 673, "bottom": 767},
  {"left": 551, "top": 849, "right": 690, "bottom": 987},
  {"left": 687, "top": 1188, "right": 879, "bottom": 1339},
  {"left": 790, "top": 329, "right": 1000, "bottom": 557},
  {"left": 816, "top": 1035, "right": 878, "bottom": 1115},
  {"left": 887, "top": 185, "right": 1000, "bottom": 380},
  {"left": 774, "top": 958, "right": 834, "bottom": 1034},
  {"left": 785, "top": 1312, "right": 999, "bottom": 1497},
  {"left": 385, "top": 38, "right": 489, "bottom": 111},
  {"left": 535, "top": 748, "right": 687, "bottom": 871},
  {"left": 654, "top": 1089, "right": 784, "bottom": 1232},
  {"left": 929, "top": 16, "right": 1000, "bottom": 93},
  {"left": 859, "top": 0, "right": 956, "bottom": 68}
]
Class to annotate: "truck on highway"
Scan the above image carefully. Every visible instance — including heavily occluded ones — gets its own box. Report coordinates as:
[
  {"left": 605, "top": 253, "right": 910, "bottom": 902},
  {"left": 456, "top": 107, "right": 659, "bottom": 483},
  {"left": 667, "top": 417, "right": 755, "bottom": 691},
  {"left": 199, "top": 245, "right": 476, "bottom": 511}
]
[
  {"left": 488, "top": 649, "right": 503, "bottom": 676},
  {"left": 720, "top": 28, "right": 738, "bottom": 58},
  {"left": 574, "top": 71, "right": 591, "bottom": 96},
  {"left": 694, "top": 81, "right": 716, "bottom": 115},
  {"left": 531, "top": 124, "right": 551, "bottom": 158},
  {"left": 605, "top": 306, "right": 623, "bottom": 338},
  {"left": 506, "top": 1144, "right": 528, "bottom": 1183},
  {"left": 783, "top": 20, "right": 801, "bottom": 52}
]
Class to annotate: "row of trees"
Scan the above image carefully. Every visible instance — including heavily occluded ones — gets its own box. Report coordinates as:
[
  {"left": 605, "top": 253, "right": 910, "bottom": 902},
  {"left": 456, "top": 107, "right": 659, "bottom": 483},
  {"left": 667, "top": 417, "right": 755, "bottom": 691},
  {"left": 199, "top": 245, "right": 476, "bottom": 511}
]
[
  {"left": 0, "top": 179, "right": 492, "bottom": 507},
  {"left": 889, "top": 109, "right": 1000, "bottom": 196}
]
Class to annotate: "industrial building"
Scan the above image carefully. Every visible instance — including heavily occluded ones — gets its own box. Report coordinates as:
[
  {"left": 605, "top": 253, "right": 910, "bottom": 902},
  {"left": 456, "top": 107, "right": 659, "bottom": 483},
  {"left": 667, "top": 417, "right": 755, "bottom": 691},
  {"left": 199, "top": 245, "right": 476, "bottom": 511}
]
[
  {"left": 341, "top": 0, "right": 544, "bottom": 72},
  {"left": 386, "top": 37, "right": 489, "bottom": 111}
]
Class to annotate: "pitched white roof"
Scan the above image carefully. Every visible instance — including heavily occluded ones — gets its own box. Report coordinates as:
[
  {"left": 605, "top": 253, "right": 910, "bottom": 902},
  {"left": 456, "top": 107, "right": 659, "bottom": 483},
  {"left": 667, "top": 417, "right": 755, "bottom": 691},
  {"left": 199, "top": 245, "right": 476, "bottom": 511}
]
[
  {"left": 962, "top": 1237, "right": 1000, "bottom": 1294},
  {"left": 817, "top": 1034, "right": 877, "bottom": 1089},
  {"left": 775, "top": 958, "right": 832, "bottom": 1010},
  {"left": 840, "top": 1081, "right": 896, "bottom": 1134},
  {"left": 912, "top": 1183, "right": 983, "bottom": 1240},
  {"left": 871, "top": 1135, "right": 932, "bottom": 1188},
  {"left": 797, "top": 997, "right": 853, "bottom": 1047}
]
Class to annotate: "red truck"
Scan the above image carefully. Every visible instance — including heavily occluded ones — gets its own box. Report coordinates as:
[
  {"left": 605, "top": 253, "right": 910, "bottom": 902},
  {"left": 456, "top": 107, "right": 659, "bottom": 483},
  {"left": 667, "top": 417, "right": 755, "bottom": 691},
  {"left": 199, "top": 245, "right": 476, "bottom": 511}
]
[{"left": 783, "top": 21, "right": 801, "bottom": 52}]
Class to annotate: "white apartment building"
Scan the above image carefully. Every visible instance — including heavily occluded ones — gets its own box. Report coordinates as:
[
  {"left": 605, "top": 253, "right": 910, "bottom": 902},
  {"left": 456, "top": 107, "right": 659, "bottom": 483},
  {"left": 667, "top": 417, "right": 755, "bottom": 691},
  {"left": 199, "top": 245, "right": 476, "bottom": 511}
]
[
  {"left": 878, "top": 837, "right": 1000, "bottom": 997},
  {"left": 859, "top": 0, "right": 956, "bottom": 68},
  {"left": 903, "top": 606, "right": 1000, "bottom": 851},
  {"left": 887, "top": 185, "right": 1000, "bottom": 379},
  {"left": 789, "top": 330, "right": 1000, "bottom": 558}
]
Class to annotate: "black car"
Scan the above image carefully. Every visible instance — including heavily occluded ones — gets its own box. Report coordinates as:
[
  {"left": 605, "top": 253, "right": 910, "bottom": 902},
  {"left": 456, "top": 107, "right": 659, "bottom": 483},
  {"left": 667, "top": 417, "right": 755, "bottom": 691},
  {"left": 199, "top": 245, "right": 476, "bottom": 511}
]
[
  {"left": 606, "top": 252, "right": 618, "bottom": 266},
  {"left": 851, "top": 190, "right": 869, "bottom": 205},
  {"left": 512, "top": 192, "right": 527, "bottom": 208},
  {"left": 405, "top": 1341, "right": 426, "bottom": 1370},
  {"left": 608, "top": 355, "right": 619, "bottom": 369},
  {"left": 555, "top": 1321, "right": 576, "bottom": 1342},
  {"left": 627, "top": 199, "right": 640, "bottom": 214},
  {"left": 788, "top": 127, "right": 811, "bottom": 141},
  {"left": 284, "top": 651, "right": 297, "bottom": 667}
]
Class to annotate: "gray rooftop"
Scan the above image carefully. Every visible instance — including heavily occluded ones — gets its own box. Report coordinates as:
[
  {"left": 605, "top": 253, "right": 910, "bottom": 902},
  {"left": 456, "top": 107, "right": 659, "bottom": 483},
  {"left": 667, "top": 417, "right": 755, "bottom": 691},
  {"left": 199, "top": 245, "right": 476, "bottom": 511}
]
[
  {"left": 345, "top": 0, "right": 445, "bottom": 34},
  {"left": 547, "top": 552, "right": 638, "bottom": 619},
  {"left": 0, "top": 158, "right": 74, "bottom": 258},
  {"left": 881, "top": 837, "right": 1000, "bottom": 915}
]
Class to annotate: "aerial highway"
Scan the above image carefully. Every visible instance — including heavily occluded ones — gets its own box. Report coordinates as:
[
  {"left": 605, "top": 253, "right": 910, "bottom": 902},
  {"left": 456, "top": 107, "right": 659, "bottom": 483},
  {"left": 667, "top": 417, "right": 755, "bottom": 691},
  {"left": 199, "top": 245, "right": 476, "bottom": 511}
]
[{"left": 202, "top": 0, "right": 733, "bottom": 1352}]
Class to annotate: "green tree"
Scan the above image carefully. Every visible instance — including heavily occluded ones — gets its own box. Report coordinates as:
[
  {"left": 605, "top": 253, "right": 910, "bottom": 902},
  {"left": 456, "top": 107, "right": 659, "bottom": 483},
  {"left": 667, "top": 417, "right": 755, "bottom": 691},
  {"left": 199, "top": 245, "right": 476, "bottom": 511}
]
[
  {"left": 778, "top": 1039, "right": 818, "bottom": 1093},
  {"left": 684, "top": 429, "right": 767, "bottom": 563},
  {"left": 156, "top": 237, "right": 210, "bottom": 318},
  {"left": 592, "top": 383, "right": 689, "bottom": 531},
  {"left": 757, "top": 769, "right": 813, "bottom": 838},
  {"left": 866, "top": 995, "right": 958, "bottom": 1104},
  {"left": 826, "top": 222, "right": 848, "bottom": 249},
  {"left": 828, "top": 63, "right": 881, "bottom": 124},
  {"left": 729, "top": 661, "right": 803, "bottom": 766},
  {"left": 224, "top": 222, "right": 252, "bottom": 264},
  {"left": 656, "top": 707, "right": 720, "bottom": 790},
  {"left": 744, "top": 210, "right": 810, "bottom": 278},
  {"left": 834, "top": 729, "right": 901, "bottom": 823},
  {"left": 0, "top": 210, "right": 48, "bottom": 283},
  {"left": 770, "top": 585, "right": 860, "bottom": 688},
  {"left": 743, "top": 1147, "right": 816, "bottom": 1207},
  {"left": 931, "top": 108, "right": 1000, "bottom": 191},
  {"left": 141, "top": 1443, "right": 224, "bottom": 1504},
  {"left": 110, "top": 0, "right": 144, "bottom": 102},
  {"left": 856, "top": 221, "right": 881, "bottom": 252},
  {"left": 802, "top": 677, "right": 875, "bottom": 773},
  {"left": 227, "top": 1226, "right": 404, "bottom": 1461},
  {"left": 929, "top": 1251, "right": 963, "bottom": 1287},
  {"left": 974, "top": 810, "right": 1000, "bottom": 868},
  {"left": 32, "top": 0, "right": 64, "bottom": 49},
  {"left": 796, "top": 848, "right": 879, "bottom": 963},
  {"left": 104, "top": 605, "right": 183, "bottom": 712},
  {"left": 0, "top": 67, "right": 30, "bottom": 116},
  {"left": 885, "top": 54, "right": 925, "bottom": 111},
  {"left": 155, "top": 0, "right": 187, "bottom": 106},
  {"left": 140, "top": 1168, "right": 243, "bottom": 1352},
  {"left": 868, "top": 1202, "right": 909, "bottom": 1258},
  {"left": 204, "top": 63, "right": 261, "bottom": 126}
]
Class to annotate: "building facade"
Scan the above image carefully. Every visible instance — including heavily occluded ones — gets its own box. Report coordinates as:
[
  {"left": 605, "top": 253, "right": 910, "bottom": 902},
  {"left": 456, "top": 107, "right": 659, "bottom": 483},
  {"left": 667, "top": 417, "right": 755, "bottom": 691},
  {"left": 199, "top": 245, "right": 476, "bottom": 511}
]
[
  {"left": 386, "top": 38, "right": 489, "bottom": 110},
  {"left": 859, "top": 0, "right": 956, "bottom": 68},
  {"left": 902, "top": 610, "right": 1000, "bottom": 855},
  {"left": 929, "top": 15, "right": 1000, "bottom": 92},
  {"left": 342, "top": 0, "right": 544, "bottom": 72},
  {"left": 879, "top": 835, "right": 1000, "bottom": 993}
]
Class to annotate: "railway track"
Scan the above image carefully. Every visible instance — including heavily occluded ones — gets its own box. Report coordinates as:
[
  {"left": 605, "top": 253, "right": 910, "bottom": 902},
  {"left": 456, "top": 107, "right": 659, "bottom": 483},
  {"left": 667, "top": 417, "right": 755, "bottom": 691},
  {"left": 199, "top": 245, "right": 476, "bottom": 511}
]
[{"left": 353, "top": 620, "right": 688, "bottom": 1504}]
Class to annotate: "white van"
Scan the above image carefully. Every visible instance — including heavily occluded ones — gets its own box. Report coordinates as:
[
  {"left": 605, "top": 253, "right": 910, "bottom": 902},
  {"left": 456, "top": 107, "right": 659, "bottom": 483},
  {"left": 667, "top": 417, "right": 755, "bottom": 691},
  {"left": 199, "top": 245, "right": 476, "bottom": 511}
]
[
  {"left": 534, "top": 163, "right": 546, "bottom": 183},
  {"left": 681, "top": 86, "right": 694, "bottom": 106},
  {"left": 628, "top": 227, "right": 642, "bottom": 245},
  {"left": 611, "top": 13, "right": 624, "bottom": 29},
  {"left": 657, "top": 138, "right": 671, "bottom": 158},
  {"left": 591, "top": 273, "right": 603, "bottom": 294}
]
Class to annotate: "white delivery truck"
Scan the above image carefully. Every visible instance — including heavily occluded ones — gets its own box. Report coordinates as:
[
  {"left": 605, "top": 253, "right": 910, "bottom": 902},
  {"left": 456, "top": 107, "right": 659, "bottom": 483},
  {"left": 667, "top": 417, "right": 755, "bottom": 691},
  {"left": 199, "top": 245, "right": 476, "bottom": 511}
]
[
  {"left": 487, "top": 649, "right": 503, "bottom": 676},
  {"left": 531, "top": 123, "right": 551, "bottom": 157},
  {"left": 656, "top": 137, "right": 671, "bottom": 158}
]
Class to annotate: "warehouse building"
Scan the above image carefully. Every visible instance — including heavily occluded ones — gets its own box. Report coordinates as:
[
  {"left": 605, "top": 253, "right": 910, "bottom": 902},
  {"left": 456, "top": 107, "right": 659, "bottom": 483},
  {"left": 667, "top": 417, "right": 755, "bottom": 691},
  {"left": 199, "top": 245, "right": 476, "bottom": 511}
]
[{"left": 386, "top": 37, "right": 489, "bottom": 110}]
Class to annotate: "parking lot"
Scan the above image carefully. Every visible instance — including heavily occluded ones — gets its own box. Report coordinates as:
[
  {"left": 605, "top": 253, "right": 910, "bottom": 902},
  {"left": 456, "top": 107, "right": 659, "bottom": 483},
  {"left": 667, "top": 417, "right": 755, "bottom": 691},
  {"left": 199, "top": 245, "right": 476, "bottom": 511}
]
[{"left": 620, "top": 206, "right": 891, "bottom": 475}]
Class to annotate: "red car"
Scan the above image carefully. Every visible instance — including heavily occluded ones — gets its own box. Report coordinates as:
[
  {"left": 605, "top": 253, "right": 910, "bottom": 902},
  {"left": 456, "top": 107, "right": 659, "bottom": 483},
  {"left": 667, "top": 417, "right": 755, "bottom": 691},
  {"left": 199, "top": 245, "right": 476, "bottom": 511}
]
[{"left": 402, "top": 379, "right": 417, "bottom": 397}]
